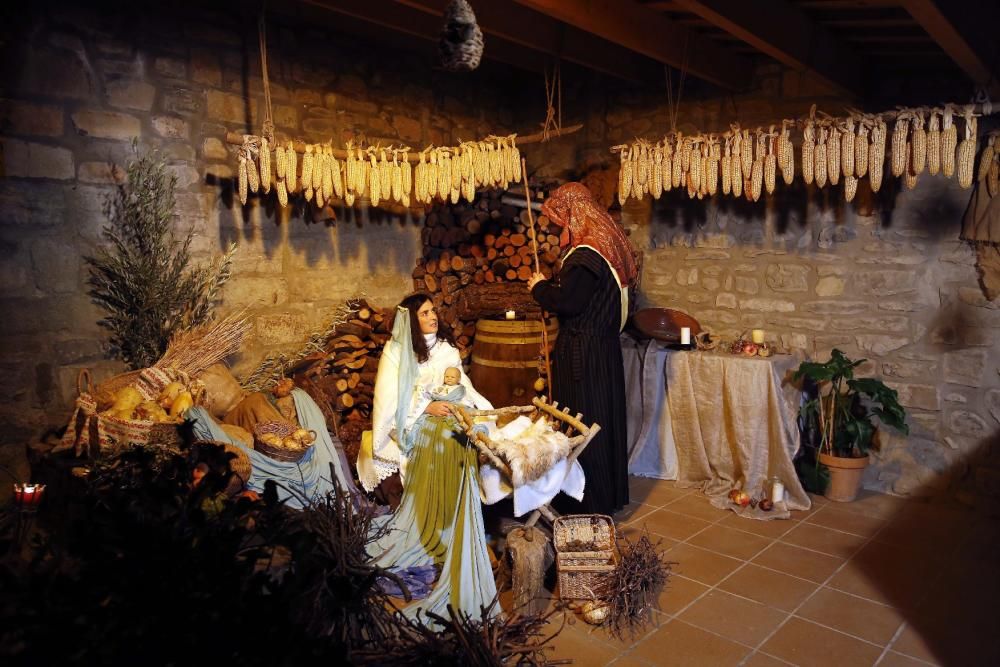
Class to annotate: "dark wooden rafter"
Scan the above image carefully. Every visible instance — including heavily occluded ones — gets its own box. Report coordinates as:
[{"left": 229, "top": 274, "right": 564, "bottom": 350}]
[
  {"left": 394, "top": 0, "right": 662, "bottom": 84},
  {"left": 299, "top": 0, "right": 546, "bottom": 75},
  {"left": 673, "top": 0, "right": 863, "bottom": 98},
  {"left": 900, "top": 0, "right": 1000, "bottom": 98},
  {"left": 512, "top": 0, "right": 752, "bottom": 91}
]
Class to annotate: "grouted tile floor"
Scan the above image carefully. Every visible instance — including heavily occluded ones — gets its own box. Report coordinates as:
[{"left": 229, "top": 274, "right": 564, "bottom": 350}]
[{"left": 512, "top": 476, "right": 1000, "bottom": 666}]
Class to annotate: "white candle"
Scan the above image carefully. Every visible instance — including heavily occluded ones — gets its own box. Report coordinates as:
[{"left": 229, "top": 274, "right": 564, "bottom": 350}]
[
  {"left": 752, "top": 329, "right": 765, "bottom": 344},
  {"left": 680, "top": 327, "right": 691, "bottom": 345},
  {"left": 770, "top": 480, "right": 785, "bottom": 504},
  {"left": 505, "top": 310, "right": 515, "bottom": 320}
]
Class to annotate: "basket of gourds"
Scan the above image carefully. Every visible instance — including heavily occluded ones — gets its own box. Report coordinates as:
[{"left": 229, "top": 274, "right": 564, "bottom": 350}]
[{"left": 253, "top": 421, "right": 317, "bottom": 463}]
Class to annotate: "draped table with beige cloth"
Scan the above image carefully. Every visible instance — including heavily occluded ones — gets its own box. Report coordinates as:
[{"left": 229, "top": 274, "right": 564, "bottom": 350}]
[{"left": 622, "top": 336, "right": 811, "bottom": 519}]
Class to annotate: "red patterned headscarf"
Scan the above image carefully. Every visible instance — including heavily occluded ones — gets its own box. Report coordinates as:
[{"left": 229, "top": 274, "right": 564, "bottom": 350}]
[{"left": 541, "top": 182, "right": 639, "bottom": 288}]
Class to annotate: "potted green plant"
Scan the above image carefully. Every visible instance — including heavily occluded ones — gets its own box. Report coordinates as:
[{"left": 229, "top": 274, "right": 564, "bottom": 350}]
[{"left": 793, "top": 349, "right": 909, "bottom": 502}]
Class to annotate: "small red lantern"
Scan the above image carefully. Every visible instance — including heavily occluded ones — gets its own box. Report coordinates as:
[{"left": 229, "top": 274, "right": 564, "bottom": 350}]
[{"left": 13, "top": 483, "right": 46, "bottom": 512}]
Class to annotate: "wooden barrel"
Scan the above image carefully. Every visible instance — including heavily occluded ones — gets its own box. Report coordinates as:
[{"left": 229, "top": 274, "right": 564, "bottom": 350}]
[{"left": 469, "top": 318, "right": 558, "bottom": 409}]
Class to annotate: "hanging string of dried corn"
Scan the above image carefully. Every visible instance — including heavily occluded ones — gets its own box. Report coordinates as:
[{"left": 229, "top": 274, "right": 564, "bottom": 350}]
[{"left": 611, "top": 102, "right": 993, "bottom": 205}]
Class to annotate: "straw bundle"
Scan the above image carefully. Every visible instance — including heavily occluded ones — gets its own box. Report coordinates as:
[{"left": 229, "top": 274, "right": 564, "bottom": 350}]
[{"left": 155, "top": 310, "right": 251, "bottom": 377}]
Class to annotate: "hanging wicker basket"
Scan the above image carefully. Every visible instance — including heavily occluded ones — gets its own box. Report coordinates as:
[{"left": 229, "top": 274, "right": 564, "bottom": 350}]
[{"left": 439, "top": 0, "right": 484, "bottom": 72}]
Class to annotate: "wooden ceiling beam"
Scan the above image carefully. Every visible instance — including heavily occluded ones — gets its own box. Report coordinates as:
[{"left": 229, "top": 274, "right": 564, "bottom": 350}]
[
  {"left": 673, "top": 0, "right": 863, "bottom": 98},
  {"left": 901, "top": 0, "right": 1000, "bottom": 98},
  {"left": 300, "top": 0, "right": 545, "bottom": 75},
  {"left": 394, "top": 0, "right": 660, "bottom": 84},
  {"left": 512, "top": 0, "right": 752, "bottom": 90}
]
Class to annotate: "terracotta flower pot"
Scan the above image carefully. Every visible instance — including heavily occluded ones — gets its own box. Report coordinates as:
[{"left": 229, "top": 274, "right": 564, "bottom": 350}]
[{"left": 818, "top": 451, "right": 869, "bottom": 502}]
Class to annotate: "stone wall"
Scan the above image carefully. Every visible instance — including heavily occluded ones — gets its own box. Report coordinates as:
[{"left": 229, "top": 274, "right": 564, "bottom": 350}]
[
  {"left": 0, "top": 3, "right": 525, "bottom": 443},
  {"left": 574, "top": 68, "right": 1000, "bottom": 497}
]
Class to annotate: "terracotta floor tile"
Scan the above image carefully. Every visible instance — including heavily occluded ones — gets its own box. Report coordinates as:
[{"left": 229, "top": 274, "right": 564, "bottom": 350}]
[
  {"left": 752, "top": 541, "right": 846, "bottom": 583},
  {"left": 781, "top": 522, "right": 869, "bottom": 559},
  {"left": 581, "top": 609, "right": 669, "bottom": 652},
  {"left": 761, "top": 617, "right": 883, "bottom": 667},
  {"left": 678, "top": 589, "right": 788, "bottom": 647},
  {"left": 796, "top": 586, "right": 905, "bottom": 646},
  {"left": 615, "top": 502, "right": 658, "bottom": 525},
  {"left": 826, "top": 541, "right": 933, "bottom": 610},
  {"left": 629, "top": 619, "right": 753, "bottom": 666},
  {"left": 890, "top": 623, "right": 940, "bottom": 665},
  {"left": 877, "top": 650, "right": 940, "bottom": 666},
  {"left": 832, "top": 490, "right": 908, "bottom": 520},
  {"left": 630, "top": 480, "right": 690, "bottom": 508},
  {"left": 628, "top": 475, "right": 659, "bottom": 496},
  {"left": 639, "top": 509, "right": 713, "bottom": 541},
  {"left": 687, "top": 523, "right": 773, "bottom": 560},
  {"left": 663, "top": 493, "right": 730, "bottom": 522},
  {"left": 664, "top": 542, "right": 745, "bottom": 586},
  {"left": 719, "top": 512, "right": 799, "bottom": 539},
  {"left": 717, "top": 563, "right": 818, "bottom": 612},
  {"left": 606, "top": 654, "right": 656, "bottom": 667},
  {"left": 741, "top": 651, "right": 797, "bottom": 667},
  {"left": 805, "top": 505, "right": 888, "bottom": 537},
  {"left": 656, "top": 573, "right": 711, "bottom": 616},
  {"left": 545, "top": 619, "right": 625, "bottom": 667}
]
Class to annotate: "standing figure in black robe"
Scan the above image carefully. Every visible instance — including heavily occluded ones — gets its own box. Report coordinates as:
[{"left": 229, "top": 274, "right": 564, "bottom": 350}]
[{"left": 527, "top": 182, "right": 639, "bottom": 515}]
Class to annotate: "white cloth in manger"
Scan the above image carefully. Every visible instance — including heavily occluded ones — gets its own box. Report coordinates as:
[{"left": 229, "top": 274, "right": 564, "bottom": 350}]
[{"left": 476, "top": 415, "right": 586, "bottom": 517}]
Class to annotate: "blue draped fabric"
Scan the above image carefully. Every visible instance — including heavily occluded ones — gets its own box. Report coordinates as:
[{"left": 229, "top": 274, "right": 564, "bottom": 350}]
[
  {"left": 188, "top": 388, "right": 360, "bottom": 508},
  {"left": 368, "top": 414, "right": 497, "bottom": 626}
]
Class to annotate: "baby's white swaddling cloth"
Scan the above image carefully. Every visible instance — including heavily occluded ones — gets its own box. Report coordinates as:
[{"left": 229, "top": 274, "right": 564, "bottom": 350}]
[{"left": 477, "top": 416, "right": 586, "bottom": 517}]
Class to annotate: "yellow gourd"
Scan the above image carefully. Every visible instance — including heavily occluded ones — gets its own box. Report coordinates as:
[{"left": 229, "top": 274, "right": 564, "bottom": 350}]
[
  {"left": 106, "top": 387, "right": 143, "bottom": 415},
  {"left": 157, "top": 382, "right": 186, "bottom": 409},
  {"left": 169, "top": 391, "right": 194, "bottom": 419}
]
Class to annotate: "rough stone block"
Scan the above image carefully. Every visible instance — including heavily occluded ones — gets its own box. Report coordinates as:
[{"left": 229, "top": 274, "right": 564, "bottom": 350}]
[
  {"left": 770, "top": 316, "right": 829, "bottom": 332},
  {"left": 0, "top": 99, "right": 64, "bottom": 137},
  {"left": 702, "top": 277, "right": 721, "bottom": 291},
  {"left": 166, "top": 164, "right": 201, "bottom": 189},
  {"left": 206, "top": 90, "right": 252, "bottom": 124},
  {"left": 105, "top": 80, "right": 156, "bottom": 111},
  {"left": 2, "top": 139, "right": 74, "bottom": 180},
  {"left": 15, "top": 48, "right": 94, "bottom": 99},
  {"left": 190, "top": 48, "right": 222, "bottom": 86},
  {"left": 781, "top": 332, "right": 809, "bottom": 351},
  {"left": 254, "top": 313, "right": 306, "bottom": 346},
  {"left": 676, "top": 267, "right": 698, "bottom": 286},
  {"left": 739, "top": 298, "right": 795, "bottom": 312},
  {"left": 886, "top": 382, "right": 940, "bottom": 411},
  {"left": 715, "top": 293, "right": 737, "bottom": 309},
  {"left": 163, "top": 88, "right": 203, "bottom": 116},
  {"left": 853, "top": 269, "right": 919, "bottom": 297},
  {"left": 686, "top": 250, "right": 730, "bottom": 260},
  {"left": 765, "top": 263, "right": 810, "bottom": 292},
  {"left": 221, "top": 276, "right": 288, "bottom": 307},
  {"left": 832, "top": 315, "right": 910, "bottom": 334},
  {"left": 77, "top": 161, "right": 126, "bottom": 184},
  {"left": 855, "top": 334, "right": 909, "bottom": 355},
  {"left": 393, "top": 115, "right": 422, "bottom": 142},
  {"left": 803, "top": 301, "right": 869, "bottom": 315},
  {"left": 154, "top": 57, "right": 187, "bottom": 79},
  {"left": 152, "top": 115, "right": 189, "bottom": 139},
  {"left": 882, "top": 359, "right": 937, "bottom": 379},
  {"left": 815, "top": 276, "right": 844, "bottom": 297},
  {"left": 948, "top": 410, "right": 989, "bottom": 437},
  {"left": 693, "top": 309, "right": 739, "bottom": 326},
  {"left": 71, "top": 110, "right": 141, "bottom": 140},
  {"left": 734, "top": 276, "right": 759, "bottom": 294},
  {"left": 943, "top": 349, "right": 986, "bottom": 387}
]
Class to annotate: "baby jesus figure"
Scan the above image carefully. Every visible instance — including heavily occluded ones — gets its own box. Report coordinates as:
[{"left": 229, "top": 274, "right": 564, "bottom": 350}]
[{"left": 425, "top": 367, "right": 473, "bottom": 406}]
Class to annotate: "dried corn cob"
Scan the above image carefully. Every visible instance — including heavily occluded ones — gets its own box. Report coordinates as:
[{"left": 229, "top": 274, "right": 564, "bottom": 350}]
[
  {"left": 941, "top": 105, "right": 957, "bottom": 178},
  {"left": 401, "top": 151, "right": 412, "bottom": 198},
  {"left": 750, "top": 133, "right": 763, "bottom": 201},
  {"left": 511, "top": 138, "right": 522, "bottom": 184},
  {"left": 690, "top": 140, "right": 702, "bottom": 193},
  {"left": 841, "top": 117, "right": 855, "bottom": 178},
  {"left": 356, "top": 148, "right": 368, "bottom": 197},
  {"left": 869, "top": 118, "right": 887, "bottom": 193},
  {"left": 651, "top": 143, "right": 664, "bottom": 198},
  {"left": 311, "top": 146, "right": 324, "bottom": 194},
  {"left": 891, "top": 112, "right": 909, "bottom": 178},
  {"left": 662, "top": 140, "right": 673, "bottom": 192},
  {"left": 764, "top": 133, "right": 776, "bottom": 195},
  {"left": 988, "top": 158, "right": 999, "bottom": 197},
  {"left": 956, "top": 108, "right": 977, "bottom": 189},
  {"left": 246, "top": 150, "right": 260, "bottom": 194},
  {"left": 369, "top": 153, "right": 381, "bottom": 206},
  {"left": 301, "top": 144, "right": 314, "bottom": 195},
  {"left": 706, "top": 143, "right": 719, "bottom": 196},
  {"left": 390, "top": 153, "right": 402, "bottom": 202},
  {"left": 440, "top": 150, "right": 453, "bottom": 198},
  {"left": 903, "top": 151, "right": 919, "bottom": 190},
  {"left": 320, "top": 146, "right": 333, "bottom": 201},
  {"left": 802, "top": 118, "right": 815, "bottom": 185},
  {"left": 681, "top": 135, "right": 692, "bottom": 172},
  {"left": 345, "top": 191, "right": 355, "bottom": 207},
  {"left": 731, "top": 147, "right": 743, "bottom": 198},
  {"left": 455, "top": 145, "right": 467, "bottom": 191},
  {"left": 331, "top": 153, "right": 343, "bottom": 199},
  {"left": 378, "top": 149, "right": 391, "bottom": 195},
  {"left": 636, "top": 141, "right": 649, "bottom": 186},
  {"left": 275, "top": 140, "right": 286, "bottom": 181},
  {"left": 721, "top": 135, "right": 732, "bottom": 196},
  {"left": 741, "top": 129, "right": 753, "bottom": 178},
  {"left": 276, "top": 178, "right": 288, "bottom": 208},
  {"left": 631, "top": 150, "right": 645, "bottom": 200},
  {"left": 286, "top": 143, "right": 298, "bottom": 192},
  {"left": 855, "top": 121, "right": 869, "bottom": 178},
  {"left": 490, "top": 142, "right": 503, "bottom": 184},
  {"left": 618, "top": 147, "right": 631, "bottom": 205},
  {"left": 827, "top": 125, "right": 841, "bottom": 186},
  {"left": 927, "top": 109, "right": 941, "bottom": 175},
  {"left": 911, "top": 109, "right": 926, "bottom": 175},
  {"left": 415, "top": 150, "right": 427, "bottom": 203},
  {"left": 259, "top": 137, "right": 271, "bottom": 193},
  {"left": 844, "top": 174, "right": 858, "bottom": 203},
  {"left": 426, "top": 150, "right": 439, "bottom": 200},
  {"left": 815, "top": 127, "right": 828, "bottom": 188},
  {"left": 344, "top": 144, "right": 356, "bottom": 193},
  {"left": 237, "top": 153, "right": 248, "bottom": 204},
  {"left": 977, "top": 135, "right": 995, "bottom": 183}
]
